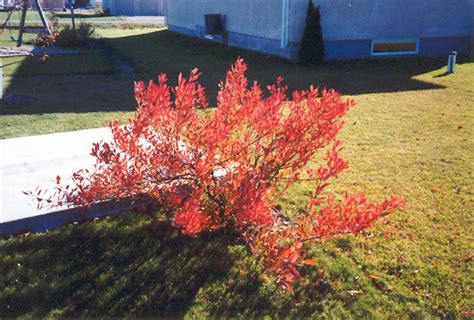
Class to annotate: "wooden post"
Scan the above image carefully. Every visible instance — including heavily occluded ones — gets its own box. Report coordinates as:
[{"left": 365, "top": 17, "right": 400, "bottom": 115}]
[{"left": 16, "top": 0, "right": 28, "bottom": 47}]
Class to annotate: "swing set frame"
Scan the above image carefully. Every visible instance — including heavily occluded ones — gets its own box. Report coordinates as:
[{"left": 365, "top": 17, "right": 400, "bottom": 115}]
[{"left": 0, "top": 0, "right": 52, "bottom": 47}]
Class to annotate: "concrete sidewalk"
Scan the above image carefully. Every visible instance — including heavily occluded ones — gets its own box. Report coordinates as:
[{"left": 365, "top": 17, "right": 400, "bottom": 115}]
[
  {"left": 116, "top": 16, "right": 165, "bottom": 24},
  {"left": 0, "top": 127, "right": 114, "bottom": 235}
]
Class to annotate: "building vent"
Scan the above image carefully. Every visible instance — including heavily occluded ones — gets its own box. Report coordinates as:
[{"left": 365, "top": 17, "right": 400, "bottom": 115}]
[
  {"left": 371, "top": 40, "right": 419, "bottom": 56},
  {"left": 205, "top": 14, "right": 225, "bottom": 35}
]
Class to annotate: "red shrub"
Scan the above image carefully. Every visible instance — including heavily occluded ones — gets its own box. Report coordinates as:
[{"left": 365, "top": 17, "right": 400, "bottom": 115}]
[{"left": 39, "top": 59, "right": 404, "bottom": 290}]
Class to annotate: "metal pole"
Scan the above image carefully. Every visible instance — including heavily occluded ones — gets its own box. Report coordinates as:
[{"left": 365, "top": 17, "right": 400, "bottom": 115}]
[
  {"left": 70, "top": 5, "right": 76, "bottom": 31},
  {"left": 280, "top": 0, "right": 289, "bottom": 48},
  {"left": 16, "top": 0, "right": 28, "bottom": 47},
  {"left": 0, "top": 57, "right": 3, "bottom": 100},
  {"left": 447, "top": 51, "right": 457, "bottom": 74},
  {"left": 35, "top": 0, "right": 52, "bottom": 36}
]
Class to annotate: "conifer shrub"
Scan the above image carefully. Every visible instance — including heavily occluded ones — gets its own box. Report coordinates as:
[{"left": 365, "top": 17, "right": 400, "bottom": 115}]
[
  {"left": 55, "top": 22, "right": 94, "bottom": 48},
  {"left": 299, "top": 0, "right": 325, "bottom": 65}
]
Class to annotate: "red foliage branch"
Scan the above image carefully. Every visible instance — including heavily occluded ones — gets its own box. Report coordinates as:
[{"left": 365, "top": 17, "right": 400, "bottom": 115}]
[{"left": 37, "top": 59, "right": 404, "bottom": 290}]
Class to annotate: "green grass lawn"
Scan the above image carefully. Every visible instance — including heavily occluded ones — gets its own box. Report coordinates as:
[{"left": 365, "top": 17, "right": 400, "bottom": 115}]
[
  {"left": 0, "top": 28, "right": 160, "bottom": 139},
  {"left": 0, "top": 30, "right": 36, "bottom": 46},
  {"left": 0, "top": 29, "right": 473, "bottom": 318},
  {"left": 0, "top": 29, "right": 139, "bottom": 138},
  {"left": 0, "top": 10, "right": 46, "bottom": 22},
  {"left": 0, "top": 10, "right": 118, "bottom": 22},
  {"left": 55, "top": 12, "right": 118, "bottom": 22}
]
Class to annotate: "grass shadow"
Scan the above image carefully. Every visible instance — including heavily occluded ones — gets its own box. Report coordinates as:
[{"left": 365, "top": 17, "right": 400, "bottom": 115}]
[
  {"left": 55, "top": 13, "right": 109, "bottom": 19},
  {"left": 0, "top": 211, "right": 236, "bottom": 317},
  {"left": 433, "top": 71, "right": 452, "bottom": 78},
  {"left": 0, "top": 47, "right": 136, "bottom": 116},
  {"left": 104, "top": 30, "right": 450, "bottom": 103},
  {"left": 0, "top": 210, "right": 352, "bottom": 318}
]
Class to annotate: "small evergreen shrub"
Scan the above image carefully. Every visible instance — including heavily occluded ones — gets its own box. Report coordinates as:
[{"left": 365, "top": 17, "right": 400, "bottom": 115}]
[
  {"left": 298, "top": 0, "right": 325, "bottom": 65},
  {"left": 55, "top": 22, "right": 94, "bottom": 48},
  {"left": 76, "top": 22, "right": 95, "bottom": 44}
]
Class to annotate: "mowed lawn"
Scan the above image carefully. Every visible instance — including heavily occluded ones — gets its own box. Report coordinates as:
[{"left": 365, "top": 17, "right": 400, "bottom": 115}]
[
  {"left": 0, "top": 29, "right": 473, "bottom": 318},
  {"left": 0, "top": 10, "right": 119, "bottom": 23},
  {"left": 0, "top": 30, "right": 141, "bottom": 139}
]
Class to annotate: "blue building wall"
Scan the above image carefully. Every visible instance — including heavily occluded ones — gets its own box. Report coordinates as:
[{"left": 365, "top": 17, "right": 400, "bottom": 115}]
[
  {"left": 102, "top": 0, "right": 164, "bottom": 16},
  {"left": 166, "top": 0, "right": 474, "bottom": 60}
]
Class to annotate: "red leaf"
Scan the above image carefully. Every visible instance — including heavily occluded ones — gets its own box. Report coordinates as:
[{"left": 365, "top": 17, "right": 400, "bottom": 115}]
[{"left": 302, "top": 259, "right": 316, "bottom": 265}]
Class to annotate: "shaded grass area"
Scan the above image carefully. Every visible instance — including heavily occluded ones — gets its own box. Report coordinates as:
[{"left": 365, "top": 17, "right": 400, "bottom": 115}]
[
  {"left": 0, "top": 211, "right": 430, "bottom": 318},
  {"left": 0, "top": 31, "right": 138, "bottom": 138},
  {"left": 99, "top": 29, "right": 448, "bottom": 101},
  {"left": 0, "top": 212, "right": 236, "bottom": 318},
  {"left": 2, "top": 49, "right": 112, "bottom": 77}
]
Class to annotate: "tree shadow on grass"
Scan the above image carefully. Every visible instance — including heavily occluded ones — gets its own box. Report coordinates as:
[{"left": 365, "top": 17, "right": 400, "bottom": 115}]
[{"left": 0, "top": 211, "right": 237, "bottom": 318}]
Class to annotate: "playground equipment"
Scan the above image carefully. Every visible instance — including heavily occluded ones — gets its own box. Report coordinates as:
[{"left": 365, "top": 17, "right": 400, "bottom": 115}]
[{"left": 0, "top": 0, "right": 52, "bottom": 47}]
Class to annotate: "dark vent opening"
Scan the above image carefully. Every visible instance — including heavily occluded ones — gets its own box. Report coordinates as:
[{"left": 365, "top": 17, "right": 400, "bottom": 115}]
[
  {"left": 372, "top": 41, "right": 418, "bottom": 54},
  {"left": 205, "top": 14, "right": 225, "bottom": 35}
]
